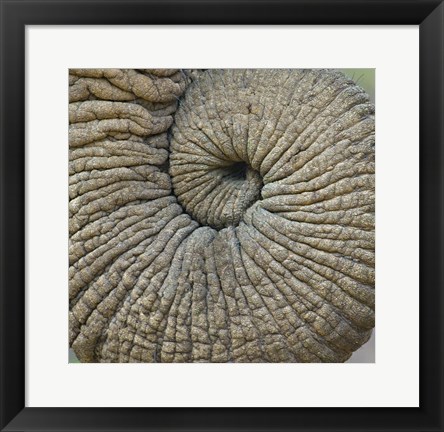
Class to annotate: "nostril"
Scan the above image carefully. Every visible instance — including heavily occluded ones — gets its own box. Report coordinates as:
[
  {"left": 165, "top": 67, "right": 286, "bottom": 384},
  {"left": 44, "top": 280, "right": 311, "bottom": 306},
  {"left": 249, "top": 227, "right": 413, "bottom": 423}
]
[
  {"left": 220, "top": 161, "right": 248, "bottom": 181},
  {"left": 170, "top": 154, "right": 264, "bottom": 229}
]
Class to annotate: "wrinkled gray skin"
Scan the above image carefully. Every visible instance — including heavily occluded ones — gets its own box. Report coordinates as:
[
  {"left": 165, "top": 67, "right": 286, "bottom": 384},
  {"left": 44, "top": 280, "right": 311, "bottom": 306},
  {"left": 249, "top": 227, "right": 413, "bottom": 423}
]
[{"left": 69, "top": 69, "right": 375, "bottom": 363}]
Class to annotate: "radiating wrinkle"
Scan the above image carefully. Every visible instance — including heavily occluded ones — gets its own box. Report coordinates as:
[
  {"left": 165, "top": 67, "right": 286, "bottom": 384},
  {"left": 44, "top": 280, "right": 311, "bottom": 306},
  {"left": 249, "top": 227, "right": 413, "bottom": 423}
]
[{"left": 69, "top": 69, "right": 375, "bottom": 363}]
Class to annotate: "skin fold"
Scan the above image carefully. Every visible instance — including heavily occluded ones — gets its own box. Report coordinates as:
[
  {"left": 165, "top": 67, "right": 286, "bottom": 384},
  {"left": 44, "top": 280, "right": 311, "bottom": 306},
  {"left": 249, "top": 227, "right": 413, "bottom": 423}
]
[{"left": 69, "top": 69, "right": 375, "bottom": 363}]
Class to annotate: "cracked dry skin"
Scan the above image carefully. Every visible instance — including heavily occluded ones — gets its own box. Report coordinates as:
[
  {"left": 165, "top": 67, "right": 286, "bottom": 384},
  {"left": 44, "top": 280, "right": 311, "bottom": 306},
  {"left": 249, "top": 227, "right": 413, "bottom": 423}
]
[{"left": 69, "top": 69, "right": 375, "bottom": 363}]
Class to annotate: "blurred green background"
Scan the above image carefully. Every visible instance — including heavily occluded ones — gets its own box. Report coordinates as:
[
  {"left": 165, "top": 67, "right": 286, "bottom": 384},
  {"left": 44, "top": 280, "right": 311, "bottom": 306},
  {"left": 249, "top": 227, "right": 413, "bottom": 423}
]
[
  {"left": 69, "top": 349, "right": 80, "bottom": 363},
  {"left": 69, "top": 68, "right": 375, "bottom": 364},
  {"left": 340, "top": 68, "right": 375, "bottom": 102}
]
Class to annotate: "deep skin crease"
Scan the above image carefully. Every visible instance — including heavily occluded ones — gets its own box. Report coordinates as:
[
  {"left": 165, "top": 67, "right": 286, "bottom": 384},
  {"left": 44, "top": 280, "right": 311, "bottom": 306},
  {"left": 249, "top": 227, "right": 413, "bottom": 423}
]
[{"left": 69, "top": 69, "right": 375, "bottom": 363}]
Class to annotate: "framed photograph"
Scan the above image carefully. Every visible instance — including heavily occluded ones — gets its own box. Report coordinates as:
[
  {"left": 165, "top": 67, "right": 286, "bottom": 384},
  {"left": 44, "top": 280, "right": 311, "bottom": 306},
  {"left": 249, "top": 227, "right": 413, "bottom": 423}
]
[{"left": 1, "top": 0, "right": 442, "bottom": 431}]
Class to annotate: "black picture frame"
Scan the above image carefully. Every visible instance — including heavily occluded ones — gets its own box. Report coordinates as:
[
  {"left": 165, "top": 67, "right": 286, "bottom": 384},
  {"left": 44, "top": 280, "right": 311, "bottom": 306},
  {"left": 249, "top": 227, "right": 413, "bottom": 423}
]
[{"left": 1, "top": 0, "right": 443, "bottom": 431}]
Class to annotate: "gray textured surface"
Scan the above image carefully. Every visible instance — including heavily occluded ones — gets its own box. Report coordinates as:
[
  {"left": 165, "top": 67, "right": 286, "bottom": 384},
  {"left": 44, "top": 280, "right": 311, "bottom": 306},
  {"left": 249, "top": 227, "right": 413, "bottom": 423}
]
[{"left": 69, "top": 69, "right": 375, "bottom": 363}]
